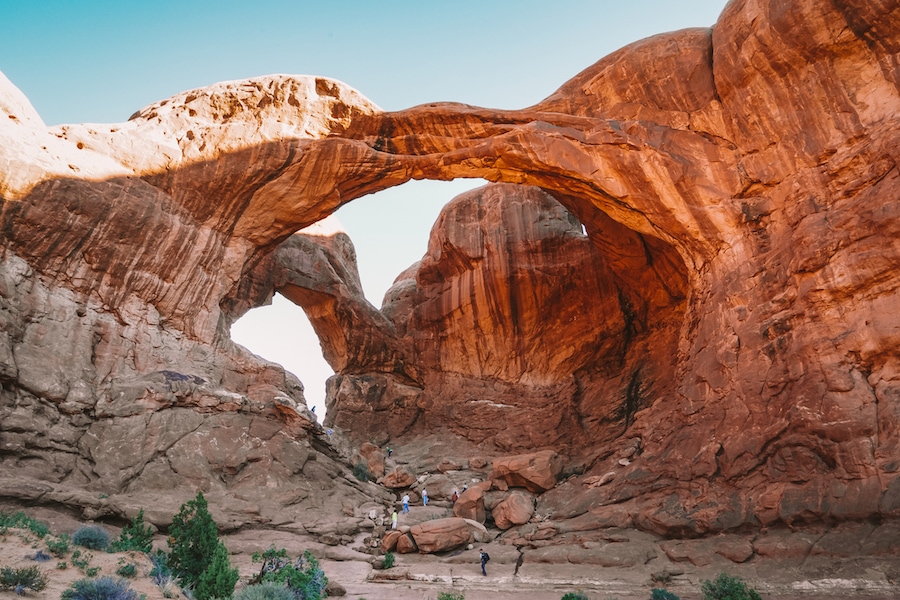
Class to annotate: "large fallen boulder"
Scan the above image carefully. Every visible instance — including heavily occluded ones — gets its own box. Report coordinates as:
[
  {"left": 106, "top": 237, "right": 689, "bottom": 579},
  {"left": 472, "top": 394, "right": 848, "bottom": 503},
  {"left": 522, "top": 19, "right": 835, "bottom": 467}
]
[
  {"left": 491, "top": 450, "right": 563, "bottom": 493},
  {"left": 409, "top": 517, "right": 474, "bottom": 553},
  {"left": 381, "top": 466, "right": 416, "bottom": 489},
  {"left": 453, "top": 481, "right": 491, "bottom": 523},
  {"left": 492, "top": 491, "right": 535, "bottom": 529}
]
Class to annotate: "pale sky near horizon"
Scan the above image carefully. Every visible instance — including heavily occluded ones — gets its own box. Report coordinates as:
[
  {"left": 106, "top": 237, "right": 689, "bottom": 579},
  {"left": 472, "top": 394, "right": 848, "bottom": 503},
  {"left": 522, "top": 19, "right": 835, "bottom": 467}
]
[{"left": 1, "top": 0, "right": 729, "bottom": 416}]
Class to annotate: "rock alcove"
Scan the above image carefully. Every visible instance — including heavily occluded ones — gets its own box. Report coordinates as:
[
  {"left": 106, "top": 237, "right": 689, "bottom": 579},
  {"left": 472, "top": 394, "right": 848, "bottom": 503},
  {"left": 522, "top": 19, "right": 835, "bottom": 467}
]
[
  {"left": 272, "top": 180, "right": 690, "bottom": 454},
  {"left": 1, "top": 0, "right": 898, "bottom": 538}
]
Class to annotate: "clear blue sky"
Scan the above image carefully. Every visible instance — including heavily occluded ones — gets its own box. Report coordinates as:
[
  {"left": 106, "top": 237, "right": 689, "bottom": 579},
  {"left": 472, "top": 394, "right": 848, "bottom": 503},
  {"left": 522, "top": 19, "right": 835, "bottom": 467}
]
[{"left": 1, "top": 0, "right": 729, "bottom": 416}]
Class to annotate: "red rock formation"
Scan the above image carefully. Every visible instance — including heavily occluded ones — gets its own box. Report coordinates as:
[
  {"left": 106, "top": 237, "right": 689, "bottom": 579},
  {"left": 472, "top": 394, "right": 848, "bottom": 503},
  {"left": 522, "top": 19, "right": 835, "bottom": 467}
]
[
  {"left": 409, "top": 517, "right": 474, "bottom": 553},
  {"left": 453, "top": 482, "right": 491, "bottom": 524},
  {"left": 491, "top": 451, "right": 564, "bottom": 493},
  {"left": 492, "top": 492, "right": 535, "bottom": 530},
  {"left": 0, "top": 0, "right": 898, "bottom": 542}
]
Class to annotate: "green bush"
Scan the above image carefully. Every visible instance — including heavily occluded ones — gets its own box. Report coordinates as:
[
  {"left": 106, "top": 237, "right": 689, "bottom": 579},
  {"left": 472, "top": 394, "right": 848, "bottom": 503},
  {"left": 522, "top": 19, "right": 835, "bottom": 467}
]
[
  {"left": 70, "top": 549, "right": 93, "bottom": 572},
  {"left": 194, "top": 542, "right": 239, "bottom": 600},
  {"left": 0, "top": 565, "right": 48, "bottom": 593},
  {"left": 116, "top": 561, "right": 137, "bottom": 578},
  {"left": 382, "top": 551, "right": 395, "bottom": 569},
  {"left": 250, "top": 546, "right": 328, "bottom": 600},
  {"left": 72, "top": 525, "right": 111, "bottom": 550},
  {"left": 352, "top": 461, "right": 372, "bottom": 482},
  {"left": 561, "top": 592, "right": 589, "bottom": 600},
  {"left": 0, "top": 511, "right": 50, "bottom": 538},
  {"left": 437, "top": 592, "right": 465, "bottom": 600},
  {"left": 233, "top": 582, "right": 297, "bottom": 600},
  {"left": 110, "top": 509, "right": 154, "bottom": 553},
  {"left": 62, "top": 577, "right": 139, "bottom": 600},
  {"left": 168, "top": 491, "right": 219, "bottom": 588},
  {"left": 700, "top": 573, "right": 762, "bottom": 600},
  {"left": 46, "top": 534, "right": 70, "bottom": 557},
  {"left": 651, "top": 589, "right": 680, "bottom": 600}
]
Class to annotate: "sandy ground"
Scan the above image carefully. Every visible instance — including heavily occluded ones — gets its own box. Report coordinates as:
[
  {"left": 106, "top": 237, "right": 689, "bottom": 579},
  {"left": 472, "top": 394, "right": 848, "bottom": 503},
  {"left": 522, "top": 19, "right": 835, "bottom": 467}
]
[{"left": 2, "top": 503, "right": 899, "bottom": 600}]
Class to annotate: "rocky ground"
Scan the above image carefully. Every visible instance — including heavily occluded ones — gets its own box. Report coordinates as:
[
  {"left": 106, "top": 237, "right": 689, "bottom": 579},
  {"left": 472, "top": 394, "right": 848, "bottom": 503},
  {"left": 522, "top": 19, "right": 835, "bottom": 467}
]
[{"left": 3, "top": 433, "right": 900, "bottom": 600}]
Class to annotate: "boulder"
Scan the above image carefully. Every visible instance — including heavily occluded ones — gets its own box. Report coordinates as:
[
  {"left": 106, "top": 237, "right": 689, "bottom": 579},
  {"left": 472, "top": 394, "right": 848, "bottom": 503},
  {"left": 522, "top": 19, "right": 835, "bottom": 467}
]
[
  {"left": 381, "top": 467, "right": 416, "bottom": 489},
  {"left": 409, "top": 517, "right": 474, "bottom": 553},
  {"left": 395, "top": 532, "right": 417, "bottom": 554},
  {"left": 492, "top": 491, "right": 534, "bottom": 530},
  {"left": 491, "top": 450, "right": 563, "bottom": 493},
  {"left": 356, "top": 442, "right": 385, "bottom": 478},
  {"left": 453, "top": 481, "right": 491, "bottom": 523},
  {"left": 380, "top": 529, "right": 403, "bottom": 552}
]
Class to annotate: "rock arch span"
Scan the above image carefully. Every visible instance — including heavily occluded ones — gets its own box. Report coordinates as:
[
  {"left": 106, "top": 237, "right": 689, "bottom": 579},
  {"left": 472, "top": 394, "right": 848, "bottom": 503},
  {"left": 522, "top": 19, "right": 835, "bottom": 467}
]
[{"left": 0, "top": 0, "right": 898, "bottom": 534}]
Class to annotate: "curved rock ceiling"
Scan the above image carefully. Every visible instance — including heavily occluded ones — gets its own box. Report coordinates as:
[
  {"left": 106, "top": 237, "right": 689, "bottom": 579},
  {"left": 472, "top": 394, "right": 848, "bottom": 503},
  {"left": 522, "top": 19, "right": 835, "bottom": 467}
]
[{"left": 0, "top": 0, "right": 899, "bottom": 534}]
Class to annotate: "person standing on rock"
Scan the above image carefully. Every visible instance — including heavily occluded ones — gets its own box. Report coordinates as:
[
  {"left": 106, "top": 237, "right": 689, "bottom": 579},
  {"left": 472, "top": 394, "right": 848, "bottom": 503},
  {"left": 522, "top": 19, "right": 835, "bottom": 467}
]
[
  {"left": 422, "top": 489, "right": 429, "bottom": 506},
  {"left": 402, "top": 494, "right": 410, "bottom": 513},
  {"left": 479, "top": 548, "right": 490, "bottom": 576},
  {"left": 451, "top": 488, "right": 459, "bottom": 503},
  {"left": 391, "top": 510, "right": 398, "bottom": 529}
]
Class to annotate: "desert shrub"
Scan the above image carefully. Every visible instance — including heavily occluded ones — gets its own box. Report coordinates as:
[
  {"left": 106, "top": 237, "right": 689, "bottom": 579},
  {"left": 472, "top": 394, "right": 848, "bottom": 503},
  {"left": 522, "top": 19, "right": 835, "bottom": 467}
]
[
  {"left": 700, "top": 572, "right": 762, "bottom": 600},
  {"left": 46, "top": 534, "right": 70, "bottom": 557},
  {"left": 561, "top": 592, "right": 589, "bottom": 600},
  {"left": 382, "top": 551, "right": 395, "bottom": 569},
  {"left": 250, "top": 546, "right": 328, "bottom": 600},
  {"left": 168, "top": 491, "right": 219, "bottom": 588},
  {"left": 116, "top": 561, "right": 137, "bottom": 578},
  {"left": 30, "top": 549, "right": 51, "bottom": 562},
  {"left": 437, "top": 592, "right": 465, "bottom": 600},
  {"left": 233, "top": 582, "right": 297, "bottom": 600},
  {"left": 70, "top": 549, "right": 93, "bottom": 572},
  {"left": 194, "top": 542, "right": 239, "bottom": 600},
  {"left": 72, "top": 525, "right": 110, "bottom": 550},
  {"left": 0, "top": 565, "right": 48, "bottom": 593},
  {"left": 352, "top": 461, "right": 372, "bottom": 482},
  {"left": 149, "top": 550, "right": 171, "bottom": 582},
  {"left": 62, "top": 576, "right": 139, "bottom": 600},
  {"left": 0, "top": 511, "right": 50, "bottom": 538},
  {"left": 110, "top": 509, "right": 154, "bottom": 553},
  {"left": 651, "top": 589, "right": 680, "bottom": 600}
]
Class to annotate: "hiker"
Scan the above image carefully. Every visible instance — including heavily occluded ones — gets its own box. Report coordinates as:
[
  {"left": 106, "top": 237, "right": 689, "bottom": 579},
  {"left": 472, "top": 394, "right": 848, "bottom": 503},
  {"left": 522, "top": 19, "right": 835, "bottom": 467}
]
[
  {"left": 391, "top": 510, "right": 398, "bottom": 529},
  {"left": 451, "top": 488, "right": 459, "bottom": 503},
  {"left": 422, "top": 489, "right": 429, "bottom": 506},
  {"left": 402, "top": 494, "right": 410, "bottom": 513},
  {"left": 479, "top": 548, "right": 490, "bottom": 576},
  {"left": 387, "top": 447, "right": 392, "bottom": 458}
]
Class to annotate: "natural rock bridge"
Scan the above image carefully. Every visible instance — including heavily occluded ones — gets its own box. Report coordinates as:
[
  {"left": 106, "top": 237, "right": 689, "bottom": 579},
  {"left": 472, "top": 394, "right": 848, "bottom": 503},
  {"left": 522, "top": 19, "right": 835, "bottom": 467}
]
[{"left": 0, "top": 0, "right": 898, "bottom": 539}]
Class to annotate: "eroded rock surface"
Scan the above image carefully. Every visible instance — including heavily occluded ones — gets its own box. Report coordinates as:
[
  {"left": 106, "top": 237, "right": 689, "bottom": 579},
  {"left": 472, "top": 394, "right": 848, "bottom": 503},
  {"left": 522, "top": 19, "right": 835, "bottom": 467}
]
[{"left": 0, "top": 0, "right": 899, "bottom": 548}]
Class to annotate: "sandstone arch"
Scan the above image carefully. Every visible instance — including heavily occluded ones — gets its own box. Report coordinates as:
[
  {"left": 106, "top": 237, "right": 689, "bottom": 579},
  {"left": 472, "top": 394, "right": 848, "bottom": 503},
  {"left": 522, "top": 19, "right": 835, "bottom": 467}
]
[{"left": 0, "top": 0, "right": 898, "bottom": 536}]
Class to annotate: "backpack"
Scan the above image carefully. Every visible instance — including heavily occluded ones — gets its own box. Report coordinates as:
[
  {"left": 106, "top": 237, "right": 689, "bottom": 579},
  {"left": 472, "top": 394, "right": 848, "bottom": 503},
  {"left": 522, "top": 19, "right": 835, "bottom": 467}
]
[{"left": 482, "top": 552, "right": 490, "bottom": 562}]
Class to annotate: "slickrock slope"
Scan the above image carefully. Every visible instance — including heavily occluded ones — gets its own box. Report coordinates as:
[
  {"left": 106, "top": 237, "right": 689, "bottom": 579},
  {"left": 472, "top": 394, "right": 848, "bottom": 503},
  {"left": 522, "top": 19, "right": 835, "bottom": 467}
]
[{"left": 0, "top": 0, "right": 898, "bottom": 547}]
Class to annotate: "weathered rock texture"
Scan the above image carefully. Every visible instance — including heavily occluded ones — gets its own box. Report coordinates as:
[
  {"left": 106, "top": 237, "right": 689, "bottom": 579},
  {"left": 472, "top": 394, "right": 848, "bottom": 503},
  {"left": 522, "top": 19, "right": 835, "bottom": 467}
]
[{"left": 1, "top": 0, "right": 899, "bottom": 542}]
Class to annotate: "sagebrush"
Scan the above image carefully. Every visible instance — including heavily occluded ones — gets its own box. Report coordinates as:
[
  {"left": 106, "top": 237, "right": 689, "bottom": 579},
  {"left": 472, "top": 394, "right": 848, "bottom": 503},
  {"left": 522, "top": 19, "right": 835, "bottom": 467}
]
[
  {"left": 61, "top": 577, "right": 139, "bottom": 600},
  {"left": 233, "top": 581, "right": 297, "bottom": 600},
  {"left": 72, "top": 525, "right": 110, "bottom": 550},
  {"left": 0, "top": 565, "right": 48, "bottom": 593}
]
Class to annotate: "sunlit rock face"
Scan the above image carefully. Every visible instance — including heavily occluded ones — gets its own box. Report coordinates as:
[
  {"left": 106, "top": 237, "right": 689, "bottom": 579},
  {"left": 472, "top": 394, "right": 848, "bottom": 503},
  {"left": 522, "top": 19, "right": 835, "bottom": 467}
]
[{"left": 0, "top": 0, "right": 899, "bottom": 537}]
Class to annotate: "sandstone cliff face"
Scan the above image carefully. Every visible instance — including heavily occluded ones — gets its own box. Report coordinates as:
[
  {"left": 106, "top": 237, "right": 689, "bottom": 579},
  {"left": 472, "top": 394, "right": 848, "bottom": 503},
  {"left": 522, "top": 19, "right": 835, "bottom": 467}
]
[{"left": 0, "top": 0, "right": 899, "bottom": 539}]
